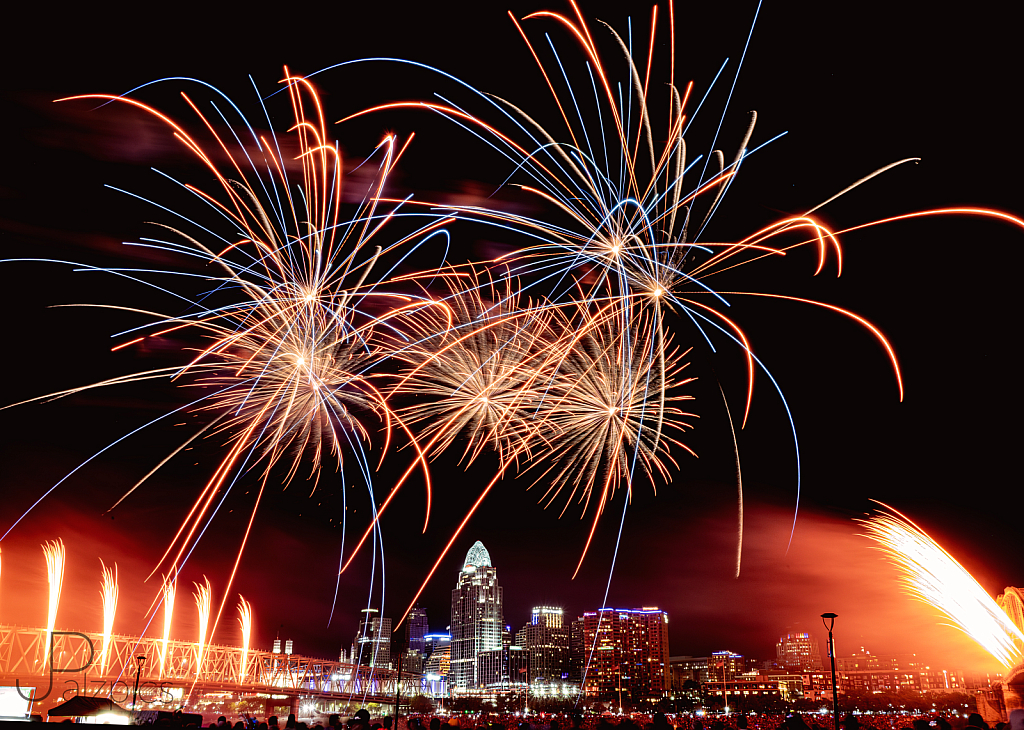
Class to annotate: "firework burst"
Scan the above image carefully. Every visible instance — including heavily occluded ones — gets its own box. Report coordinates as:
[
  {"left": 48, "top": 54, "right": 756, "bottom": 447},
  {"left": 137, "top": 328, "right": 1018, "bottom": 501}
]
[
  {"left": 525, "top": 303, "right": 697, "bottom": 572},
  {"left": 0, "top": 69, "right": 457, "bottom": 640},
  {"left": 390, "top": 269, "right": 563, "bottom": 467}
]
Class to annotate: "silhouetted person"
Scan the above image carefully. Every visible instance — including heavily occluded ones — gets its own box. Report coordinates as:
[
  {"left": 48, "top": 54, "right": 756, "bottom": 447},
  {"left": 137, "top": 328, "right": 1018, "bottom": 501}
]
[
  {"left": 968, "top": 716, "right": 990, "bottom": 730},
  {"left": 786, "top": 714, "right": 812, "bottom": 730},
  {"left": 350, "top": 709, "right": 373, "bottom": 730},
  {"left": 429, "top": 719, "right": 441, "bottom": 730}
]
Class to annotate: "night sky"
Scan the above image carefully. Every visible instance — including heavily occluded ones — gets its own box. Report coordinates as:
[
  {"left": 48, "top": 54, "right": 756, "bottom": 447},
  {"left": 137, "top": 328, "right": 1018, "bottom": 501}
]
[{"left": 1, "top": 2, "right": 1021, "bottom": 673}]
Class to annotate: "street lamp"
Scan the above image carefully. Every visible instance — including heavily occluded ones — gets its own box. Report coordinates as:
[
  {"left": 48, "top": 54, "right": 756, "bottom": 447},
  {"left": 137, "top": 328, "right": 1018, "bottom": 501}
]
[
  {"left": 395, "top": 652, "right": 402, "bottom": 728},
  {"left": 821, "top": 614, "right": 839, "bottom": 730},
  {"left": 132, "top": 655, "right": 148, "bottom": 714}
]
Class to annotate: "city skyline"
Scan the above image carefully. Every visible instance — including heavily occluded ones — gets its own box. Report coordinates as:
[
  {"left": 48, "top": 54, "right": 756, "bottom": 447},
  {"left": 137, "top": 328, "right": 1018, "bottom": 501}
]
[
  {"left": 0, "top": 0, "right": 1020, "bottom": 690},
  {"left": 0, "top": 517, "right": 1010, "bottom": 675}
]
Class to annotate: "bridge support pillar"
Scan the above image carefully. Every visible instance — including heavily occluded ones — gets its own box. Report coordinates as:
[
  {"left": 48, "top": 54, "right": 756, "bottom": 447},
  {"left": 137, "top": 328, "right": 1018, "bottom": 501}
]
[{"left": 289, "top": 696, "right": 300, "bottom": 718}]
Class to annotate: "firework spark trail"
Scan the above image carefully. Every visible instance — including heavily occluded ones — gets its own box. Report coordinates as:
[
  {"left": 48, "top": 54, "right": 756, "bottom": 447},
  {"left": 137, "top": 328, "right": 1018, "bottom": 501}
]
[
  {"left": 99, "top": 560, "right": 118, "bottom": 674},
  {"left": 237, "top": 595, "right": 252, "bottom": 683},
  {"left": 193, "top": 578, "right": 212, "bottom": 677},
  {"left": 859, "top": 503, "right": 1024, "bottom": 668},
  {"left": 160, "top": 575, "right": 175, "bottom": 678},
  {"left": 42, "top": 539, "right": 65, "bottom": 664}
]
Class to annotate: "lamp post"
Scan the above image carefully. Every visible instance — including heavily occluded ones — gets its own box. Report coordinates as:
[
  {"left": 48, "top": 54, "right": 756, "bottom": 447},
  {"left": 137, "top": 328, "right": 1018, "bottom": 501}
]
[
  {"left": 394, "top": 648, "right": 403, "bottom": 729},
  {"left": 617, "top": 664, "right": 623, "bottom": 714},
  {"left": 821, "top": 613, "right": 839, "bottom": 730},
  {"left": 723, "top": 659, "right": 729, "bottom": 716},
  {"left": 132, "top": 655, "right": 147, "bottom": 714}
]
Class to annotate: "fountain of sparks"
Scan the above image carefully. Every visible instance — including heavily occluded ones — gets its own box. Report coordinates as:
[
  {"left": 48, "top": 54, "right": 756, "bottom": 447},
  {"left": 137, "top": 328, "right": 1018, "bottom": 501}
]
[
  {"left": 193, "top": 578, "right": 212, "bottom": 678},
  {"left": 237, "top": 596, "right": 252, "bottom": 683},
  {"left": 42, "top": 539, "right": 65, "bottom": 663},
  {"left": 99, "top": 560, "right": 118, "bottom": 673},
  {"left": 860, "top": 505, "right": 1023, "bottom": 667}
]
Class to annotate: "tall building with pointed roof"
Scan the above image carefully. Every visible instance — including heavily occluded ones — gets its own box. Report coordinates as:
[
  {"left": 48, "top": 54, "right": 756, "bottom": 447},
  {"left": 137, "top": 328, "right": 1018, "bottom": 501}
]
[{"left": 450, "top": 540, "right": 503, "bottom": 690}]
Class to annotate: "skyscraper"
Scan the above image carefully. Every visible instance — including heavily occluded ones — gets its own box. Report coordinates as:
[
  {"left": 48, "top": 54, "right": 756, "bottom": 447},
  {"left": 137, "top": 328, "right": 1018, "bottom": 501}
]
[
  {"left": 581, "top": 607, "right": 669, "bottom": 706},
  {"left": 450, "top": 540, "right": 503, "bottom": 690},
  {"left": 407, "top": 606, "right": 429, "bottom": 654},
  {"left": 569, "top": 616, "right": 585, "bottom": 681},
  {"left": 352, "top": 608, "right": 392, "bottom": 668},
  {"left": 404, "top": 606, "right": 430, "bottom": 673}
]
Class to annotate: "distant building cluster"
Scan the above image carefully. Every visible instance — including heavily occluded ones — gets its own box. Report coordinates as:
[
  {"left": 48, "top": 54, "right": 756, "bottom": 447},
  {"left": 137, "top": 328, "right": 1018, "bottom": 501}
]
[
  {"left": 340, "top": 541, "right": 670, "bottom": 707},
  {"left": 342, "top": 540, "right": 998, "bottom": 710},
  {"left": 668, "top": 644, "right": 999, "bottom": 711}
]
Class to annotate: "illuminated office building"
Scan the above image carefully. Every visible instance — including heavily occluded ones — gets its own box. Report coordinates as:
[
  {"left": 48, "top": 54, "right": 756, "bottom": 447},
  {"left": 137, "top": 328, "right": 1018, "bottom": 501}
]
[
  {"left": 407, "top": 607, "right": 429, "bottom": 654},
  {"left": 776, "top": 632, "right": 823, "bottom": 670},
  {"left": 516, "top": 606, "right": 570, "bottom": 682},
  {"left": 352, "top": 608, "right": 392, "bottom": 668},
  {"left": 581, "top": 607, "right": 669, "bottom": 705}
]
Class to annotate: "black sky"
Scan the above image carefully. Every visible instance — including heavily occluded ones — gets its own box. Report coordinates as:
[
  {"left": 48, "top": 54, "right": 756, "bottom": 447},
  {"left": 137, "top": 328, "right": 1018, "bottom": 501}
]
[{"left": 1, "top": 2, "right": 1021, "bottom": 670}]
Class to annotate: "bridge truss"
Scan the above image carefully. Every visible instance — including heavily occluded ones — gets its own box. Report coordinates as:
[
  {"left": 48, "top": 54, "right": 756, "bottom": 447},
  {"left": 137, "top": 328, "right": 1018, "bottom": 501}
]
[{"left": 0, "top": 626, "right": 422, "bottom": 710}]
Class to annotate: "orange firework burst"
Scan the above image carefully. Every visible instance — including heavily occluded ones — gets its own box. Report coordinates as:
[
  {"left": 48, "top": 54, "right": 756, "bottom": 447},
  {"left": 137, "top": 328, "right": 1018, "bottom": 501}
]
[
  {"left": 390, "top": 269, "right": 563, "bottom": 467},
  {"left": 523, "top": 303, "right": 697, "bottom": 574},
  {"left": 1, "top": 68, "right": 454, "bottom": 644}
]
